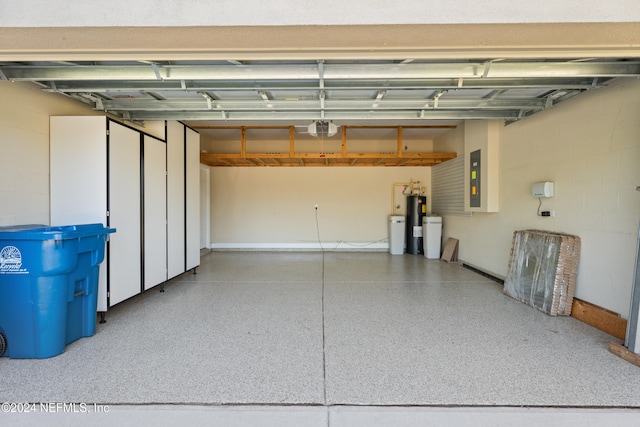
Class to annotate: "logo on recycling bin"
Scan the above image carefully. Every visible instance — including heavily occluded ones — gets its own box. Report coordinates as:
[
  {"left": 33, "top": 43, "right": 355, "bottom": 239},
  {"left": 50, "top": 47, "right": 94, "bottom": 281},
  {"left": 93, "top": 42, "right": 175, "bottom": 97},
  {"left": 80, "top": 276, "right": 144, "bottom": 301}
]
[{"left": 0, "top": 245, "right": 26, "bottom": 273}]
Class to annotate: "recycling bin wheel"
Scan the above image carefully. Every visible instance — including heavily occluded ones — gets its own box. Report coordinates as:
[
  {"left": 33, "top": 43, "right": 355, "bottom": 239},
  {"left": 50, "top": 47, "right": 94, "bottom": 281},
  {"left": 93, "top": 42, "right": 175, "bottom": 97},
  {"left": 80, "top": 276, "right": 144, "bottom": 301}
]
[{"left": 0, "top": 332, "right": 6, "bottom": 357}]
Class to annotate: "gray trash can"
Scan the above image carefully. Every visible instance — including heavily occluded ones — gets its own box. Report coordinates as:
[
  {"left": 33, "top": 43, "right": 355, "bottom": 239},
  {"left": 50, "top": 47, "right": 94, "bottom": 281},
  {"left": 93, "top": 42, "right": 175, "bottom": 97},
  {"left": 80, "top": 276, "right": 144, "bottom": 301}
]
[
  {"left": 389, "top": 215, "right": 406, "bottom": 255},
  {"left": 422, "top": 216, "right": 442, "bottom": 259}
]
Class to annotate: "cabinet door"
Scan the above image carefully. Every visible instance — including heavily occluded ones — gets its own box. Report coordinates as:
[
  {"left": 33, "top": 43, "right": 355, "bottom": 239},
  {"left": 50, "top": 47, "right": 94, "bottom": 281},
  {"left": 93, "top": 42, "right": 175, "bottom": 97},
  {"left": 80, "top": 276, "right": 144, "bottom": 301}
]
[
  {"left": 108, "top": 122, "right": 142, "bottom": 306},
  {"left": 166, "top": 121, "right": 185, "bottom": 279},
  {"left": 50, "top": 116, "right": 108, "bottom": 225},
  {"left": 143, "top": 135, "right": 168, "bottom": 290},
  {"left": 50, "top": 116, "right": 109, "bottom": 311},
  {"left": 185, "top": 127, "right": 201, "bottom": 271}
]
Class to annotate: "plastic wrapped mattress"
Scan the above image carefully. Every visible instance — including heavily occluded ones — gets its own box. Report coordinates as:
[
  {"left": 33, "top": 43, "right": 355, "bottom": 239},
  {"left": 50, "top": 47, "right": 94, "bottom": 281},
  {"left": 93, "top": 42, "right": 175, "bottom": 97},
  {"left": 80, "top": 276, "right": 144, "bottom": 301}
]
[{"left": 504, "top": 230, "right": 581, "bottom": 316}]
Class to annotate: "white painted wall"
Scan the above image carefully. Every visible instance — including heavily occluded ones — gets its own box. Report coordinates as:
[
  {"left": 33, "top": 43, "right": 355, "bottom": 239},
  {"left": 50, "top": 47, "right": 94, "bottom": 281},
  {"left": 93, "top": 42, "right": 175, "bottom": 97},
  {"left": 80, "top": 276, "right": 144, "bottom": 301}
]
[
  {"left": 435, "top": 78, "right": 640, "bottom": 318},
  {"left": 0, "top": 81, "right": 169, "bottom": 227},
  {"left": 210, "top": 167, "right": 430, "bottom": 250},
  {"left": 0, "top": 82, "right": 99, "bottom": 226},
  {"left": 2, "top": 0, "right": 639, "bottom": 26}
]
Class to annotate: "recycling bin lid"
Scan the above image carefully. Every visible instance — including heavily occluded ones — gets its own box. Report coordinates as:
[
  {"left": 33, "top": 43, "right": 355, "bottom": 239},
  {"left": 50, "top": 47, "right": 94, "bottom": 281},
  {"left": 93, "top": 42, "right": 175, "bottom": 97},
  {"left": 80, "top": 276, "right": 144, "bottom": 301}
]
[
  {"left": 389, "top": 215, "right": 406, "bottom": 222},
  {"left": 0, "top": 224, "right": 115, "bottom": 241}
]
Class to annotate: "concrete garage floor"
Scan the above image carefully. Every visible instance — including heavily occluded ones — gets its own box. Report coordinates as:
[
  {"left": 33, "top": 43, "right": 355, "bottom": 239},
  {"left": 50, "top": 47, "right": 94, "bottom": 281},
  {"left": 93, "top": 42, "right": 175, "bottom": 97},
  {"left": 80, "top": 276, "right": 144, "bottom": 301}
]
[{"left": 2, "top": 252, "right": 639, "bottom": 426}]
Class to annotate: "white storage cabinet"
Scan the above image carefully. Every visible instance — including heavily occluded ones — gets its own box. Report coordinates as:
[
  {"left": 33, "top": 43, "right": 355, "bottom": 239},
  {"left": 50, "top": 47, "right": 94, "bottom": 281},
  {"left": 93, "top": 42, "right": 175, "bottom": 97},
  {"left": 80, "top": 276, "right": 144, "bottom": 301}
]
[{"left": 50, "top": 116, "right": 200, "bottom": 315}]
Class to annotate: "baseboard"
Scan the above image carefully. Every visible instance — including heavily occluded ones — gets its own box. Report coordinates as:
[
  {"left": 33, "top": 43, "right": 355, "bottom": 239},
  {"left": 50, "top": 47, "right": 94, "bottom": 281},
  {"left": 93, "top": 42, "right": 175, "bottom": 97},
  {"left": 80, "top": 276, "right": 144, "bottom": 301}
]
[
  {"left": 609, "top": 342, "right": 640, "bottom": 367},
  {"left": 571, "top": 298, "right": 627, "bottom": 340},
  {"left": 211, "top": 242, "right": 388, "bottom": 251},
  {"left": 461, "top": 261, "right": 505, "bottom": 284}
]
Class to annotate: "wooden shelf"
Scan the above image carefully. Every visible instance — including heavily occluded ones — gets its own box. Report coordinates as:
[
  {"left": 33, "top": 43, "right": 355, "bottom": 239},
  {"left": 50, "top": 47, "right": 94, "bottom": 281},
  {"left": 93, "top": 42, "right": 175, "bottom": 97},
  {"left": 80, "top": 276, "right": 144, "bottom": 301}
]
[
  {"left": 201, "top": 152, "right": 456, "bottom": 167},
  {"left": 198, "top": 125, "right": 457, "bottom": 167}
]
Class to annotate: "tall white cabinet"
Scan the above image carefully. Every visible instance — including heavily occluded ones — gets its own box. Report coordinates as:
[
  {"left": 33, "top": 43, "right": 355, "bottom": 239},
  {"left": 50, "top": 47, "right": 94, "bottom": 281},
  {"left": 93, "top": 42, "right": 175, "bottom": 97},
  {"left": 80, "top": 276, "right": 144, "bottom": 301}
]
[
  {"left": 143, "top": 135, "right": 168, "bottom": 291},
  {"left": 166, "top": 121, "right": 186, "bottom": 279},
  {"left": 107, "top": 121, "right": 142, "bottom": 306},
  {"left": 186, "top": 127, "right": 201, "bottom": 270},
  {"left": 50, "top": 116, "right": 200, "bottom": 313}
]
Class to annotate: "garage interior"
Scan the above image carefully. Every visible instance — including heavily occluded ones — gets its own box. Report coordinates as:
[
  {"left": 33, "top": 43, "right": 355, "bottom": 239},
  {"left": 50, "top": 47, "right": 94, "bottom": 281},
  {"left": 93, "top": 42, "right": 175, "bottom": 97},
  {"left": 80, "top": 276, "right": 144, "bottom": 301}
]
[{"left": 1, "top": 3, "right": 640, "bottom": 425}]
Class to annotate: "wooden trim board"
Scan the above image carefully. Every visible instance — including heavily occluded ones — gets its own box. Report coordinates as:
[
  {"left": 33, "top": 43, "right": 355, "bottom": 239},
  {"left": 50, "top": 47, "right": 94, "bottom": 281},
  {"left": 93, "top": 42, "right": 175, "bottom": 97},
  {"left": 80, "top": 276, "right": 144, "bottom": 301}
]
[
  {"left": 609, "top": 342, "right": 640, "bottom": 368},
  {"left": 571, "top": 298, "right": 627, "bottom": 340}
]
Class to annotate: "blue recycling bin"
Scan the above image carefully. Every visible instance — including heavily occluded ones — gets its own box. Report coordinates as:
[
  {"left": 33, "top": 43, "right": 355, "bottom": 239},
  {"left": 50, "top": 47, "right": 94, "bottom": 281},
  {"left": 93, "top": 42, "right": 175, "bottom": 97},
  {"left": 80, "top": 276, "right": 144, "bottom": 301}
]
[{"left": 0, "top": 224, "right": 115, "bottom": 358}]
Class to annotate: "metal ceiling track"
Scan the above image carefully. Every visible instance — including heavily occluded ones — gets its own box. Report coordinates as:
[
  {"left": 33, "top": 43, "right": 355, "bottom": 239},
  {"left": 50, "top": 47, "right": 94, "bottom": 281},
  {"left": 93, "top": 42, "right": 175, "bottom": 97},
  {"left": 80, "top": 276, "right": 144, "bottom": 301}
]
[
  {"left": 1, "top": 58, "right": 639, "bottom": 123},
  {"left": 4, "top": 61, "right": 639, "bottom": 80}
]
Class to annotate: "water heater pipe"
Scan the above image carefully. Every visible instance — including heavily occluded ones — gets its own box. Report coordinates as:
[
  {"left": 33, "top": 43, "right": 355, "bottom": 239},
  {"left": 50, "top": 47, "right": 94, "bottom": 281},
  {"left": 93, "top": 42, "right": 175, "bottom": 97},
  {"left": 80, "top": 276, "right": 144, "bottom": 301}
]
[{"left": 391, "top": 180, "right": 422, "bottom": 215}]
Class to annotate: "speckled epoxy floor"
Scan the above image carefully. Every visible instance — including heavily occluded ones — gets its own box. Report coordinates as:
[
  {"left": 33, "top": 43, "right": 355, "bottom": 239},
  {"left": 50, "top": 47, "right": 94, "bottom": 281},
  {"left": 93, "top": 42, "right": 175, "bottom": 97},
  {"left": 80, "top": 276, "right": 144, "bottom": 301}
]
[{"left": 1, "top": 252, "right": 639, "bottom": 415}]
